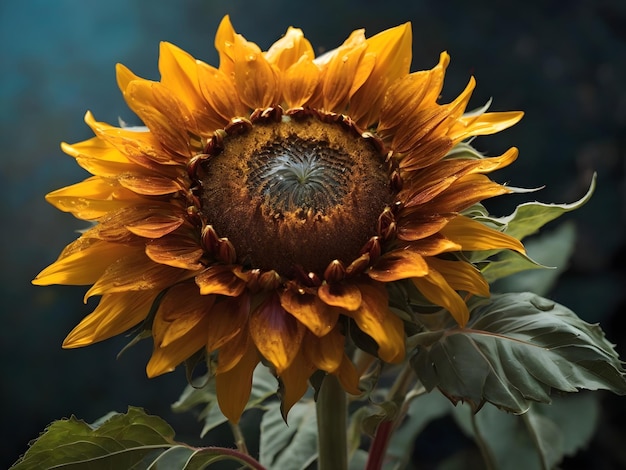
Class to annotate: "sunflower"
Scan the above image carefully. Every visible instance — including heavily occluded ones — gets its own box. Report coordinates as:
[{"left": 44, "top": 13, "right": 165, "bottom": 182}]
[{"left": 34, "top": 17, "right": 524, "bottom": 422}]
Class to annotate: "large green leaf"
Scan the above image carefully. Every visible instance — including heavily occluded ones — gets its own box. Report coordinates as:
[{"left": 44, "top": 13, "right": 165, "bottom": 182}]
[
  {"left": 410, "top": 292, "right": 626, "bottom": 414},
  {"left": 259, "top": 401, "right": 318, "bottom": 469},
  {"left": 11, "top": 407, "right": 263, "bottom": 470}
]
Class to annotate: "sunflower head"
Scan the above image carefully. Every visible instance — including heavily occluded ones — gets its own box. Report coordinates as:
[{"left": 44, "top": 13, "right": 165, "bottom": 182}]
[{"left": 34, "top": 16, "right": 524, "bottom": 422}]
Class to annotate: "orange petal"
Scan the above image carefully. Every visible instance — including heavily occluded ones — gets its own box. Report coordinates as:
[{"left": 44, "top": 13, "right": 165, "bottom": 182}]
[
  {"left": 450, "top": 111, "right": 524, "bottom": 143},
  {"left": 232, "top": 35, "right": 280, "bottom": 109},
  {"left": 280, "top": 286, "right": 338, "bottom": 336},
  {"left": 303, "top": 328, "right": 345, "bottom": 373},
  {"left": 318, "top": 281, "right": 362, "bottom": 311},
  {"left": 422, "top": 174, "right": 511, "bottom": 214},
  {"left": 368, "top": 249, "right": 429, "bottom": 282},
  {"left": 63, "top": 289, "right": 158, "bottom": 348},
  {"left": 265, "top": 27, "right": 314, "bottom": 71},
  {"left": 349, "top": 22, "right": 412, "bottom": 128},
  {"left": 249, "top": 293, "right": 305, "bottom": 372},
  {"left": 33, "top": 238, "right": 136, "bottom": 286},
  {"left": 440, "top": 215, "right": 525, "bottom": 253},
  {"left": 279, "top": 350, "right": 316, "bottom": 419},
  {"left": 125, "top": 214, "right": 185, "bottom": 238},
  {"left": 405, "top": 234, "right": 462, "bottom": 256},
  {"left": 85, "top": 251, "right": 192, "bottom": 300},
  {"left": 396, "top": 213, "right": 456, "bottom": 242},
  {"left": 378, "top": 52, "right": 450, "bottom": 137},
  {"left": 426, "top": 257, "right": 490, "bottom": 298},
  {"left": 196, "top": 62, "right": 248, "bottom": 121},
  {"left": 214, "top": 15, "right": 237, "bottom": 75},
  {"left": 45, "top": 176, "right": 143, "bottom": 220},
  {"left": 146, "top": 308, "right": 210, "bottom": 377},
  {"left": 216, "top": 339, "right": 260, "bottom": 423},
  {"left": 206, "top": 293, "right": 250, "bottom": 351},
  {"left": 216, "top": 325, "right": 251, "bottom": 374},
  {"left": 124, "top": 80, "right": 192, "bottom": 158},
  {"left": 282, "top": 55, "right": 321, "bottom": 109},
  {"left": 146, "top": 231, "right": 204, "bottom": 270},
  {"left": 321, "top": 29, "right": 369, "bottom": 112},
  {"left": 333, "top": 354, "right": 361, "bottom": 395},
  {"left": 345, "top": 282, "right": 405, "bottom": 363},
  {"left": 412, "top": 269, "right": 469, "bottom": 327},
  {"left": 153, "top": 282, "right": 214, "bottom": 348},
  {"left": 195, "top": 265, "right": 247, "bottom": 296}
]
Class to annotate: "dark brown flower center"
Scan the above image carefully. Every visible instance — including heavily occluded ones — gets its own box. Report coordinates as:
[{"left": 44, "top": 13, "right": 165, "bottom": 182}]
[{"left": 198, "top": 114, "right": 391, "bottom": 276}]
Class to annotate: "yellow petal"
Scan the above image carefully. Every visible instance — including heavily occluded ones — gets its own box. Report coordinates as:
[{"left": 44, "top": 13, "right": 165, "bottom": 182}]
[
  {"left": 303, "top": 328, "right": 345, "bottom": 373},
  {"left": 232, "top": 35, "right": 280, "bottom": 109},
  {"left": 450, "top": 111, "right": 524, "bottom": 143},
  {"left": 124, "top": 80, "right": 192, "bottom": 157},
  {"left": 63, "top": 289, "right": 158, "bottom": 348},
  {"left": 85, "top": 251, "right": 192, "bottom": 300},
  {"left": 349, "top": 22, "right": 412, "bottom": 127},
  {"left": 368, "top": 249, "right": 429, "bottom": 282},
  {"left": 195, "top": 265, "right": 247, "bottom": 296},
  {"left": 33, "top": 238, "right": 136, "bottom": 286},
  {"left": 265, "top": 27, "right": 314, "bottom": 71},
  {"left": 145, "top": 230, "right": 204, "bottom": 270},
  {"left": 152, "top": 282, "right": 214, "bottom": 348},
  {"left": 125, "top": 214, "right": 185, "bottom": 238},
  {"left": 197, "top": 62, "right": 248, "bottom": 121},
  {"left": 214, "top": 15, "right": 237, "bottom": 75},
  {"left": 146, "top": 311, "right": 210, "bottom": 377},
  {"left": 333, "top": 354, "right": 361, "bottom": 395},
  {"left": 321, "top": 29, "right": 369, "bottom": 112},
  {"left": 426, "top": 257, "right": 490, "bottom": 298},
  {"left": 280, "top": 286, "right": 339, "bottom": 336},
  {"left": 279, "top": 351, "right": 316, "bottom": 419},
  {"left": 282, "top": 55, "right": 321, "bottom": 109},
  {"left": 412, "top": 269, "right": 469, "bottom": 326},
  {"left": 207, "top": 293, "right": 250, "bottom": 351},
  {"left": 45, "top": 176, "right": 143, "bottom": 220},
  {"left": 249, "top": 293, "right": 305, "bottom": 372},
  {"left": 318, "top": 281, "right": 362, "bottom": 311},
  {"left": 421, "top": 174, "right": 511, "bottom": 214},
  {"left": 345, "top": 282, "right": 405, "bottom": 363},
  {"left": 159, "top": 42, "right": 225, "bottom": 134},
  {"left": 378, "top": 51, "right": 450, "bottom": 136},
  {"left": 216, "top": 340, "right": 260, "bottom": 423},
  {"left": 440, "top": 215, "right": 525, "bottom": 253},
  {"left": 396, "top": 213, "right": 456, "bottom": 242}
]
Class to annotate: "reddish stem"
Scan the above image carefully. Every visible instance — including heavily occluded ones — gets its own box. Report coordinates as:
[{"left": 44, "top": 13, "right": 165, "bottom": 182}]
[
  {"left": 199, "top": 446, "right": 267, "bottom": 470},
  {"left": 365, "top": 420, "right": 395, "bottom": 470}
]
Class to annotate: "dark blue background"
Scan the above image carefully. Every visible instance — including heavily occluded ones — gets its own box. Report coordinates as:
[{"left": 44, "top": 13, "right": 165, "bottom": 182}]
[{"left": 2, "top": 0, "right": 625, "bottom": 467}]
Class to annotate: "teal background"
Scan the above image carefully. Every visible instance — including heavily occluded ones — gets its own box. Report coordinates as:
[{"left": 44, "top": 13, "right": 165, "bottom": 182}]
[{"left": 1, "top": 0, "right": 625, "bottom": 467}]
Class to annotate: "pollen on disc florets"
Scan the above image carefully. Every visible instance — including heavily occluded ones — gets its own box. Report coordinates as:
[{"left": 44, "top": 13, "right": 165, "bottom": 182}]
[{"left": 193, "top": 107, "right": 394, "bottom": 277}]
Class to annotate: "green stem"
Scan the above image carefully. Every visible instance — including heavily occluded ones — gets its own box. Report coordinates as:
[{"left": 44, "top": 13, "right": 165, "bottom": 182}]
[
  {"left": 471, "top": 412, "right": 497, "bottom": 470},
  {"left": 316, "top": 374, "right": 348, "bottom": 470},
  {"left": 229, "top": 422, "right": 249, "bottom": 455}
]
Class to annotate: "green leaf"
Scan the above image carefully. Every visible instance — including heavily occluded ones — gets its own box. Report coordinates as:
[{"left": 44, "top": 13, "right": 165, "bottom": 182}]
[
  {"left": 171, "top": 364, "right": 278, "bottom": 437},
  {"left": 490, "top": 221, "right": 576, "bottom": 294},
  {"left": 410, "top": 292, "right": 626, "bottom": 414},
  {"left": 259, "top": 401, "right": 318, "bottom": 469},
  {"left": 496, "top": 173, "right": 595, "bottom": 241},
  {"left": 451, "top": 393, "right": 600, "bottom": 470},
  {"left": 11, "top": 407, "right": 262, "bottom": 470}
]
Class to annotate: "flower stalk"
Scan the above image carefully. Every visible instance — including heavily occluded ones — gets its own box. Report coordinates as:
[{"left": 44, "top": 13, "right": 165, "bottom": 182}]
[{"left": 316, "top": 374, "right": 348, "bottom": 470}]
